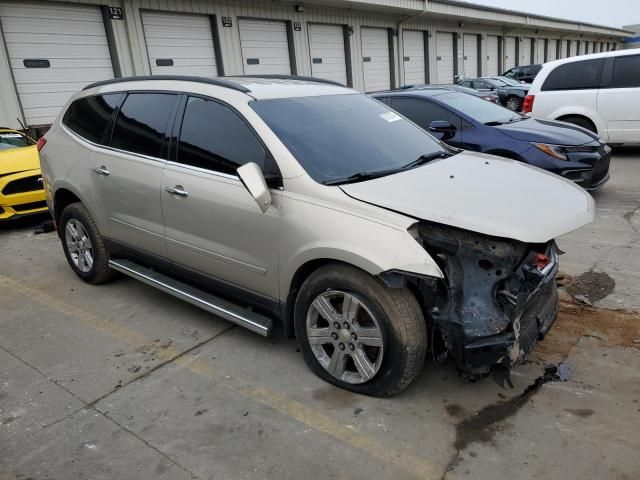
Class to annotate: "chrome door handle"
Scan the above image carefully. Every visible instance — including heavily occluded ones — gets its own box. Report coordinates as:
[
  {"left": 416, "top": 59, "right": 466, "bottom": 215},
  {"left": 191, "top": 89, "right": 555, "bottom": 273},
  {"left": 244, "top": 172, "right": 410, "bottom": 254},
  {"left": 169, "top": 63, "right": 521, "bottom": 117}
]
[
  {"left": 165, "top": 185, "right": 189, "bottom": 197},
  {"left": 94, "top": 166, "right": 110, "bottom": 176}
]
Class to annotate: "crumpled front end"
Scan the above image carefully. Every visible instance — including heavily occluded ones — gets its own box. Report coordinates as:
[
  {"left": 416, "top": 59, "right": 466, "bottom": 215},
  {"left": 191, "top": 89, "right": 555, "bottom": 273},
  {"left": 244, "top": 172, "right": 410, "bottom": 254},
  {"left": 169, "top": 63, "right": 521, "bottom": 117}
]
[{"left": 413, "top": 222, "right": 559, "bottom": 377}]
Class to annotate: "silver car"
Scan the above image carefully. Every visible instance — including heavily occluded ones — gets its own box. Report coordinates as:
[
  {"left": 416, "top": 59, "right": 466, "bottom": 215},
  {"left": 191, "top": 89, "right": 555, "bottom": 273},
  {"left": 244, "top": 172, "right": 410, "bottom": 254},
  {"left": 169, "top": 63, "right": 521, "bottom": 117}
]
[{"left": 39, "top": 75, "right": 594, "bottom": 396}]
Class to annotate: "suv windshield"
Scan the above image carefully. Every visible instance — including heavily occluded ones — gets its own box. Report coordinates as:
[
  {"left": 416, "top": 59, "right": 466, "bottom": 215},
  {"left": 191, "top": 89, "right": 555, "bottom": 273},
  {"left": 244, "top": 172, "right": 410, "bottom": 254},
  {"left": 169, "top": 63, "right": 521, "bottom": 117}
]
[
  {"left": 0, "top": 131, "right": 33, "bottom": 151},
  {"left": 251, "top": 94, "right": 448, "bottom": 184},
  {"left": 438, "top": 92, "right": 523, "bottom": 125}
]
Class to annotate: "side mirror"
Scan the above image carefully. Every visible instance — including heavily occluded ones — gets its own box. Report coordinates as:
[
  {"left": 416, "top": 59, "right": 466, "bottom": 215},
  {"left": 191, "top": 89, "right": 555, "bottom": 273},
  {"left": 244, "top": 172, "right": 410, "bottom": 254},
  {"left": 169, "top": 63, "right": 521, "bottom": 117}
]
[
  {"left": 429, "top": 120, "right": 456, "bottom": 133},
  {"left": 237, "top": 162, "right": 272, "bottom": 213}
]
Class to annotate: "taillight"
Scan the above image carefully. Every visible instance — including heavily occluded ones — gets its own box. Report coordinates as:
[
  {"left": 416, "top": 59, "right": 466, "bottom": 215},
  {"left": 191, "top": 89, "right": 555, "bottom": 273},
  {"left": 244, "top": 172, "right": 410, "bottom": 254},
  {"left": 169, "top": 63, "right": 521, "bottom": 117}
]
[
  {"left": 522, "top": 95, "right": 535, "bottom": 114},
  {"left": 532, "top": 253, "right": 551, "bottom": 271},
  {"left": 36, "top": 137, "right": 47, "bottom": 152}
]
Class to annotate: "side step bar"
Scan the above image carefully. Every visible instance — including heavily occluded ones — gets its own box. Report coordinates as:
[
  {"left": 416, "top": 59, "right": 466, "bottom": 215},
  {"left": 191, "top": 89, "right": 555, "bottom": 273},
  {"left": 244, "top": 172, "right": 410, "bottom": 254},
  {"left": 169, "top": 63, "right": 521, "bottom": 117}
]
[{"left": 108, "top": 259, "right": 273, "bottom": 337}]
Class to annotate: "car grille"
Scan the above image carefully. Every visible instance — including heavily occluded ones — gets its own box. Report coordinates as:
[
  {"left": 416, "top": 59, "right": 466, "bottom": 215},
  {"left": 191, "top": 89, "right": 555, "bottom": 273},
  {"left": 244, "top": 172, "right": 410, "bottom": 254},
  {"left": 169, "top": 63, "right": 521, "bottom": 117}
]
[
  {"left": 2, "top": 175, "right": 43, "bottom": 195},
  {"left": 13, "top": 200, "right": 46, "bottom": 212},
  {"left": 592, "top": 154, "right": 611, "bottom": 184}
]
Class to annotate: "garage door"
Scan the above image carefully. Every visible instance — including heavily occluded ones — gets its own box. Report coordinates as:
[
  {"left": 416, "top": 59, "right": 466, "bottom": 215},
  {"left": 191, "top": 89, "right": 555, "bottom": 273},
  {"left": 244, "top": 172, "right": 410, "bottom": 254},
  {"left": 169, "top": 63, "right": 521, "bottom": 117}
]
[
  {"left": 361, "top": 27, "right": 391, "bottom": 92},
  {"left": 403, "top": 30, "right": 425, "bottom": 85},
  {"left": 486, "top": 35, "right": 499, "bottom": 76},
  {"left": 435, "top": 32, "right": 455, "bottom": 84},
  {"left": 569, "top": 40, "right": 578, "bottom": 57},
  {"left": 504, "top": 37, "right": 516, "bottom": 70},
  {"left": 0, "top": 2, "right": 114, "bottom": 127},
  {"left": 548, "top": 40, "right": 558, "bottom": 61},
  {"left": 536, "top": 39, "right": 546, "bottom": 63},
  {"left": 520, "top": 38, "right": 532, "bottom": 65},
  {"left": 462, "top": 34, "right": 478, "bottom": 78},
  {"left": 142, "top": 12, "right": 218, "bottom": 77},
  {"left": 308, "top": 24, "right": 347, "bottom": 85},
  {"left": 238, "top": 18, "right": 291, "bottom": 75}
]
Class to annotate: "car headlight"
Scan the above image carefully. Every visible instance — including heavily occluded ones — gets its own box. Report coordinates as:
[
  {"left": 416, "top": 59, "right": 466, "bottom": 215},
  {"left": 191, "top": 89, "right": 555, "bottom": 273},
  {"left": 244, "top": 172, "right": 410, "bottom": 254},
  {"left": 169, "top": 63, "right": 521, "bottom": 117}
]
[{"left": 531, "top": 143, "right": 598, "bottom": 161}]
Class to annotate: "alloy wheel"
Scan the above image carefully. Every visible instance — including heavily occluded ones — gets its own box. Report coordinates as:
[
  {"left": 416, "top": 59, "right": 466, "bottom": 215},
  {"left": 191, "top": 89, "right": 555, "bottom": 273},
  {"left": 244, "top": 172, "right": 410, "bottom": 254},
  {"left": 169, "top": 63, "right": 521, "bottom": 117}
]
[
  {"left": 306, "top": 290, "right": 384, "bottom": 384},
  {"left": 65, "top": 218, "right": 94, "bottom": 273}
]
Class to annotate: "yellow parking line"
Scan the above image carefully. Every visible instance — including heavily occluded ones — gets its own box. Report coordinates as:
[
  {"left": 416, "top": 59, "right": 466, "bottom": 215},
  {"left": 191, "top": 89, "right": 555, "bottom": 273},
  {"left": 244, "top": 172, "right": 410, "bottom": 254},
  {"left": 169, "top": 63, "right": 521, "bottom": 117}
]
[{"left": 0, "top": 273, "right": 439, "bottom": 479}]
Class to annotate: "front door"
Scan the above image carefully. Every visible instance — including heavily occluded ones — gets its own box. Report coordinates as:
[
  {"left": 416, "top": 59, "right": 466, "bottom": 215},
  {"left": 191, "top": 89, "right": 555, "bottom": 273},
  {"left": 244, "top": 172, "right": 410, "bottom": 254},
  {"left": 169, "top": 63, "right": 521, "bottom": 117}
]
[
  {"left": 91, "top": 92, "right": 178, "bottom": 256},
  {"left": 161, "top": 95, "right": 281, "bottom": 299}
]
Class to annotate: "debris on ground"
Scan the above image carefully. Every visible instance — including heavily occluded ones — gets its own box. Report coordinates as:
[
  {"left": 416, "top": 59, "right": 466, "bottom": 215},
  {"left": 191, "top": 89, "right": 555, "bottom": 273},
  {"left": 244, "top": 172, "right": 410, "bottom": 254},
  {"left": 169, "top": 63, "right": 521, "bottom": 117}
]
[
  {"left": 565, "top": 271, "right": 616, "bottom": 303},
  {"left": 34, "top": 219, "right": 55, "bottom": 234}
]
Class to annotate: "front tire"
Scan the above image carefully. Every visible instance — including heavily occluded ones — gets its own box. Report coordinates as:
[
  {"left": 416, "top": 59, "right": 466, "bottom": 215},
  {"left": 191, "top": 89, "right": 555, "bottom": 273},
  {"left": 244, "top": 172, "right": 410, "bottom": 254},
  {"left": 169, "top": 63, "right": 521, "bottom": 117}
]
[
  {"left": 294, "top": 264, "right": 427, "bottom": 397},
  {"left": 59, "top": 202, "right": 114, "bottom": 284}
]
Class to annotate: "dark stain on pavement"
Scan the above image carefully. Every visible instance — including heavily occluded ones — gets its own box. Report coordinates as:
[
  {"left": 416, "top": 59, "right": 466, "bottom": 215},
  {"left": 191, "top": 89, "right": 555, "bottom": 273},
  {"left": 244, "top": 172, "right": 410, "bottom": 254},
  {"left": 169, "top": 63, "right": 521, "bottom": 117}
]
[
  {"left": 567, "top": 271, "right": 615, "bottom": 303},
  {"left": 445, "top": 403, "right": 466, "bottom": 419}
]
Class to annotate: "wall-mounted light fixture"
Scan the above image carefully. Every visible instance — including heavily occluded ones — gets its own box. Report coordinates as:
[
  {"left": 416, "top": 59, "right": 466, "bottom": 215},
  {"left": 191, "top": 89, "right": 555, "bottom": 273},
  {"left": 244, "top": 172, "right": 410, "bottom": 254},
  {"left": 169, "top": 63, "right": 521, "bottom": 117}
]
[
  {"left": 295, "top": 4, "right": 304, "bottom": 12},
  {"left": 347, "top": 25, "right": 354, "bottom": 36},
  {"left": 458, "top": 22, "right": 464, "bottom": 28}
]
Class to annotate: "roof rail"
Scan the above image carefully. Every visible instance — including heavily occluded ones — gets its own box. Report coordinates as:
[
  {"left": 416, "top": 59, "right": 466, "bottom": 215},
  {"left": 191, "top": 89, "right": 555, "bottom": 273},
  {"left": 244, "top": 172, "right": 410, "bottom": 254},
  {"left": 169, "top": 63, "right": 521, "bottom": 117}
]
[
  {"left": 82, "top": 75, "right": 251, "bottom": 93},
  {"left": 227, "top": 74, "right": 346, "bottom": 87}
]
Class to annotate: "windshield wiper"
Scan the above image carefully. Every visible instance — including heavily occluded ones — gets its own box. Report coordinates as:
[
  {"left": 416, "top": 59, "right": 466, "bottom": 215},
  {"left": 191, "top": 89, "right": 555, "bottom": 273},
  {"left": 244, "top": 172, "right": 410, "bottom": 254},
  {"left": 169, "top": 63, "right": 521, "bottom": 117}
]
[
  {"left": 401, "top": 151, "right": 451, "bottom": 170},
  {"left": 323, "top": 168, "right": 400, "bottom": 186}
]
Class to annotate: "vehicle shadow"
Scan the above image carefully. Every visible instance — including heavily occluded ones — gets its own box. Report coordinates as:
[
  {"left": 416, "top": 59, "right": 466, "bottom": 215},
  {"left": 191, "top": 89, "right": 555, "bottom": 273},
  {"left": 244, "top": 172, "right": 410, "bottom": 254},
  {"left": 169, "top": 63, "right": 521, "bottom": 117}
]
[{"left": 0, "top": 213, "right": 51, "bottom": 233}]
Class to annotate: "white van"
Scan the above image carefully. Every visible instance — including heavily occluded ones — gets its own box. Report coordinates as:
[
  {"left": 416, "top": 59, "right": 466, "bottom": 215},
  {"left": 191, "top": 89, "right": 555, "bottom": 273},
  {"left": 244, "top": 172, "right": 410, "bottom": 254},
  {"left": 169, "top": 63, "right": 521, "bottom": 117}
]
[{"left": 524, "top": 49, "right": 640, "bottom": 144}]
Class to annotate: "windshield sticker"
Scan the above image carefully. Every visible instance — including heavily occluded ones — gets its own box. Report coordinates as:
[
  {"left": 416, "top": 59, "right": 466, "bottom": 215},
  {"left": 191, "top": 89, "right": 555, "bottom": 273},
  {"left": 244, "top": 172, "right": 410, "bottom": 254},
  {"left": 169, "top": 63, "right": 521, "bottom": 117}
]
[
  {"left": 379, "top": 112, "right": 401, "bottom": 123},
  {"left": 0, "top": 133, "right": 22, "bottom": 138}
]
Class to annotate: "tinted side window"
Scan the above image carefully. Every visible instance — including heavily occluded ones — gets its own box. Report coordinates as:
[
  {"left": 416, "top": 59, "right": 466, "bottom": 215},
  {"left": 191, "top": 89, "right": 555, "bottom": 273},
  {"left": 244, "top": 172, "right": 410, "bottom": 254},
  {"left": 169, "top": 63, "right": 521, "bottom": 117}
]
[
  {"left": 63, "top": 94, "right": 122, "bottom": 144},
  {"left": 110, "top": 93, "right": 177, "bottom": 158},
  {"left": 177, "top": 97, "right": 266, "bottom": 175},
  {"left": 542, "top": 59, "right": 604, "bottom": 91},
  {"left": 610, "top": 55, "right": 640, "bottom": 88},
  {"left": 389, "top": 98, "right": 451, "bottom": 129},
  {"left": 460, "top": 81, "right": 472, "bottom": 88}
]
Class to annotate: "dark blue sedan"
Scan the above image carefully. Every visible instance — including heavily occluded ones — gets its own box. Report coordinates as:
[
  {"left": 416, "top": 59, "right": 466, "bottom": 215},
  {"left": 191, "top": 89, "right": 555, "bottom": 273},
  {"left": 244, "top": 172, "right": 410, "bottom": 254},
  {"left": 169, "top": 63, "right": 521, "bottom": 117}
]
[{"left": 373, "top": 88, "right": 611, "bottom": 190}]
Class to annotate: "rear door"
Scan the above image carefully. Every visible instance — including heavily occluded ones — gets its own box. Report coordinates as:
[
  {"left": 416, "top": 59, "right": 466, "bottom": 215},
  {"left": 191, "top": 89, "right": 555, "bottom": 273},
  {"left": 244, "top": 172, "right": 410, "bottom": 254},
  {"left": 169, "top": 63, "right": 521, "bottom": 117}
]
[
  {"left": 161, "top": 95, "right": 281, "bottom": 298},
  {"left": 238, "top": 18, "right": 291, "bottom": 75},
  {"left": 361, "top": 27, "right": 391, "bottom": 92},
  {"left": 308, "top": 24, "right": 348, "bottom": 85},
  {"left": 141, "top": 11, "right": 219, "bottom": 76},
  {"left": 91, "top": 92, "right": 178, "bottom": 256},
  {"left": 435, "top": 32, "right": 455, "bottom": 84},
  {"left": 597, "top": 54, "right": 640, "bottom": 143},
  {"left": 403, "top": 30, "right": 426, "bottom": 85}
]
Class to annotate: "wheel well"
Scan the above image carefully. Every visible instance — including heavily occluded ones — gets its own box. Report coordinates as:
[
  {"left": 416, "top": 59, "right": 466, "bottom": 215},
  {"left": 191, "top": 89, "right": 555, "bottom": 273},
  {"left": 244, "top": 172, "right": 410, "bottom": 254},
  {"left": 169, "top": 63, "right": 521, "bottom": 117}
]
[
  {"left": 53, "top": 188, "right": 80, "bottom": 228},
  {"left": 556, "top": 114, "right": 597, "bottom": 133},
  {"left": 283, "top": 259, "right": 363, "bottom": 338}
]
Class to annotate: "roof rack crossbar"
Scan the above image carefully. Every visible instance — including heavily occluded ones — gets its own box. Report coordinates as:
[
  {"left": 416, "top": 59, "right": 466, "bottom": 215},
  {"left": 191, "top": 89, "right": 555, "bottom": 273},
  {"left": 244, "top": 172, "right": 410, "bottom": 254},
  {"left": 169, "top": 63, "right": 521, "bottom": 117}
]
[
  {"left": 228, "top": 74, "right": 345, "bottom": 87},
  {"left": 82, "top": 75, "right": 251, "bottom": 93}
]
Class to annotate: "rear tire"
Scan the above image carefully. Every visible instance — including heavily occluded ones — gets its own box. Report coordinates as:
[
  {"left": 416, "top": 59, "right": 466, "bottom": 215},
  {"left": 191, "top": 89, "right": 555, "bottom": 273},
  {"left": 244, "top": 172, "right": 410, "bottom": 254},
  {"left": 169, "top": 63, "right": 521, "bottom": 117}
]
[
  {"left": 505, "top": 95, "right": 522, "bottom": 111},
  {"left": 558, "top": 116, "right": 597, "bottom": 133},
  {"left": 59, "top": 202, "right": 114, "bottom": 284},
  {"left": 294, "top": 264, "right": 427, "bottom": 397}
]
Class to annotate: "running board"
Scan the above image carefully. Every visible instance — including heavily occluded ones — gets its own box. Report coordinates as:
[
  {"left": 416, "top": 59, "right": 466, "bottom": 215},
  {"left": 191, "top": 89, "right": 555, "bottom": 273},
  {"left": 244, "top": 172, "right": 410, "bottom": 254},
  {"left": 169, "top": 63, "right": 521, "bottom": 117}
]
[{"left": 108, "top": 259, "right": 273, "bottom": 337}]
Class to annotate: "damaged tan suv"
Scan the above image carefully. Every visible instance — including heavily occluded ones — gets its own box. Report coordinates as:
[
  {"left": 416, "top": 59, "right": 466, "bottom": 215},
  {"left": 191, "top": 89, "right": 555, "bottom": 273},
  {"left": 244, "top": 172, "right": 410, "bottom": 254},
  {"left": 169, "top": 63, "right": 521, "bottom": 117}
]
[{"left": 39, "top": 75, "right": 594, "bottom": 396}]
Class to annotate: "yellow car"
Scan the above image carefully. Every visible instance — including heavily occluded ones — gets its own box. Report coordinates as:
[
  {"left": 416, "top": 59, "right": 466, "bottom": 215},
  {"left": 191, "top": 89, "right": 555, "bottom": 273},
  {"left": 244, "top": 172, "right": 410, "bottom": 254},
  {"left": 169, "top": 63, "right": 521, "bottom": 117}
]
[{"left": 0, "top": 128, "right": 48, "bottom": 221}]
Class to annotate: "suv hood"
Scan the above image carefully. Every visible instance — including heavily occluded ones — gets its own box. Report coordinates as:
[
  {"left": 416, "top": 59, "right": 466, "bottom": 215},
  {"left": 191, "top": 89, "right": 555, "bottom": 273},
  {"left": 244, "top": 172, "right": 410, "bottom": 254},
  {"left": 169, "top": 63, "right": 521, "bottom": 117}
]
[
  {"left": 496, "top": 118, "right": 598, "bottom": 145},
  {"left": 340, "top": 152, "right": 594, "bottom": 243}
]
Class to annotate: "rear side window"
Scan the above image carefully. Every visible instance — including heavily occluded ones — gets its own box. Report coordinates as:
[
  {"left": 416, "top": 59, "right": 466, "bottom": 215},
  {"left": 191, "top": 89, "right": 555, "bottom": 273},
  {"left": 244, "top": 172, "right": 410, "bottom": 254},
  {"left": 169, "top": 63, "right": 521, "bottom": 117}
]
[
  {"left": 110, "top": 93, "right": 177, "bottom": 158},
  {"left": 63, "top": 94, "right": 122, "bottom": 144},
  {"left": 389, "top": 98, "right": 452, "bottom": 130},
  {"left": 610, "top": 55, "right": 640, "bottom": 88},
  {"left": 541, "top": 58, "right": 604, "bottom": 91},
  {"left": 176, "top": 97, "right": 266, "bottom": 175}
]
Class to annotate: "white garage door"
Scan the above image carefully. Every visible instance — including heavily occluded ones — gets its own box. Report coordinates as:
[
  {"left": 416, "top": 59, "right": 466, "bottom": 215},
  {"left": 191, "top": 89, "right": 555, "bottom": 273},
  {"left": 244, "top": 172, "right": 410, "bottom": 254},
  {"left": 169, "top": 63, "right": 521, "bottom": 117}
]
[
  {"left": 308, "top": 24, "right": 347, "bottom": 85},
  {"left": 0, "top": 2, "right": 114, "bottom": 126},
  {"left": 435, "top": 32, "right": 455, "bottom": 84},
  {"left": 462, "top": 34, "right": 478, "bottom": 78},
  {"left": 548, "top": 40, "right": 558, "bottom": 61},
  {"left": 504, "top": 37, "right": 516, "bottom": 70},
  {"left": 238, "top": 19, "right": 291, "bottom": 75},
  {"left": 486, "top": 35, "right": 499, "bottom": 76},
  {"left": 142, "top": 12, "right": 217, "bottom": 77},
  {"left": 569, "top": 40, "right": 578, "bottom": 57},
  {"left": 361, "top": 27, "right": 390, "bottom": 92},
  {"left": 403, "top": 30, "right": 425, "bottom": 86},
  {"left": 520, "top": 38, "right": 532, "bottom": 65},
  {"left": 536, "top": 39, "right": 546, "bottom": 63}
]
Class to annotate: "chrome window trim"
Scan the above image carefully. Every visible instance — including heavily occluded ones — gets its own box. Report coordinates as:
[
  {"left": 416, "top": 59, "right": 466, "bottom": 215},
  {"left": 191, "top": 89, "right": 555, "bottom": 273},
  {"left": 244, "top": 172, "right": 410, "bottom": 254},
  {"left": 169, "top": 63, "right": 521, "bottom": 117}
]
[{"left": 165, "top": 160, "right": 240, "bottom": 181}]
